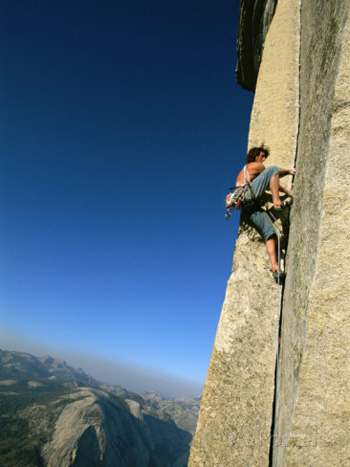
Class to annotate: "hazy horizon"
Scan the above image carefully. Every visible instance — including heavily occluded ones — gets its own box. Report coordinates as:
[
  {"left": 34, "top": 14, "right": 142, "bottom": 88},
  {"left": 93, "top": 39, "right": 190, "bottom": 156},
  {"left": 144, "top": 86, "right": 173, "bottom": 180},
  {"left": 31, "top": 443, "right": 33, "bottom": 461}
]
[{"left": 0, "top": 329, "right": 203, "bottom": 399}]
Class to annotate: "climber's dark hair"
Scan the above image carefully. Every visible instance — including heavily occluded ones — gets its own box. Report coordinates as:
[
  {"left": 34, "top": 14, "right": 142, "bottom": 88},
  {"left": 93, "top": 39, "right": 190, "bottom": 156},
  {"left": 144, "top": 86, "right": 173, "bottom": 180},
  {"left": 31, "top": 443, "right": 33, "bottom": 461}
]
[{"left": 245, "top": 145, "right": 270, "bottom": 163}]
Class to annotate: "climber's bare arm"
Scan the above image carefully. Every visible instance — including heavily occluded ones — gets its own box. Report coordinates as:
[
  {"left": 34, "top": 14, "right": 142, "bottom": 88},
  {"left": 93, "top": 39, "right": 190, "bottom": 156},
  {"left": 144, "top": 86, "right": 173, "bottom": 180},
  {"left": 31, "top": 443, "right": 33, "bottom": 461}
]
[{"left": 278, "top": 167, "right": 296, "bottom": 177}]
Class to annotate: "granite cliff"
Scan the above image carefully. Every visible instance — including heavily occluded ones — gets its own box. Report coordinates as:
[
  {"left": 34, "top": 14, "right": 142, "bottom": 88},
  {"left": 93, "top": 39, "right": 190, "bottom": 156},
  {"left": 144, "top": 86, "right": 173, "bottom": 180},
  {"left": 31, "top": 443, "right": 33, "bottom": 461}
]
[{"left": 190, "top": 0, "right": 349, "bottom": 465}]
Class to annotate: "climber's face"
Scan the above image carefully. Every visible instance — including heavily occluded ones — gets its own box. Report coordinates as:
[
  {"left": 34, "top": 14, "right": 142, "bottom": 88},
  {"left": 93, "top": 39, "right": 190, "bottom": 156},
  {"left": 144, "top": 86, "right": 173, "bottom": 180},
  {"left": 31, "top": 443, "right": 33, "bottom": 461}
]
[{"left": 255, "top": 151, "right": 267, "bottom": 163}]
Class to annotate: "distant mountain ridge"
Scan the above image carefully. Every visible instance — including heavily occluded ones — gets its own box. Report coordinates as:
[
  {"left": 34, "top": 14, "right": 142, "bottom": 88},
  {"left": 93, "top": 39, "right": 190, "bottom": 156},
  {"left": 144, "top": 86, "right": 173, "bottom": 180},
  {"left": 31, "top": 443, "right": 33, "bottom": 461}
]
[
  {"left": 0, "top": 349, "right": 200, "bottom": 467},
  {"left": 0, "top": 349, "right": 95, "bottom": 383}
]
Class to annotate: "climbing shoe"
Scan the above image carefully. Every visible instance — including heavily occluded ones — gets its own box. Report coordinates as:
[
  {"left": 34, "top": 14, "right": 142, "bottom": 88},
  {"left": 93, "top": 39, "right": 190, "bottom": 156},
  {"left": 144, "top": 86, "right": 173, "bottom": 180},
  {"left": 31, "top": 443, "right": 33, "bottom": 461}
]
[{"left": 273, "top": 271, "right": 286, "bottom": 283}]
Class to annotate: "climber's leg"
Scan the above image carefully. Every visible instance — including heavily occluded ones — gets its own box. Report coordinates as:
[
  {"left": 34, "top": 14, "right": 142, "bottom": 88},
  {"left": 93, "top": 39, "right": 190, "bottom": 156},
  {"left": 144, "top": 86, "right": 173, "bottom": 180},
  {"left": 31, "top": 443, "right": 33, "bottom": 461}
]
[
  {"left": 269, "top": 174, "right": 282, "bottom": 209},
  {"left": 248, "top": 210, "right": 282, "bottom": 274},
  {"left": 266, "top": 234, "right": 279, "bottom": 272},
  {"left": 243, "top": 165, "right": 280, "bottom": 202}
]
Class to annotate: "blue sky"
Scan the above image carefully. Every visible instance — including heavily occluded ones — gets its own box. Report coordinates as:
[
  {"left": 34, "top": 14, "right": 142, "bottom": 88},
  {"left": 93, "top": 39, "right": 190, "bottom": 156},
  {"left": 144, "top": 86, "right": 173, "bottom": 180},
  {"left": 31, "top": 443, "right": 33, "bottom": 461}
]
[{"left": 0, "top": 0, "right": 254, "bottom": 396}]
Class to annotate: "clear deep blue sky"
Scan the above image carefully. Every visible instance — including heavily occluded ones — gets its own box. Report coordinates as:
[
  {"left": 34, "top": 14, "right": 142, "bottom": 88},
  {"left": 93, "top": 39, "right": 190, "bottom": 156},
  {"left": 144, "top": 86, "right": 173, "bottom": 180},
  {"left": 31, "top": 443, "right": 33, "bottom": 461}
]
[{"left": 0, "top": 0, "right": 254, "bottom": 396}]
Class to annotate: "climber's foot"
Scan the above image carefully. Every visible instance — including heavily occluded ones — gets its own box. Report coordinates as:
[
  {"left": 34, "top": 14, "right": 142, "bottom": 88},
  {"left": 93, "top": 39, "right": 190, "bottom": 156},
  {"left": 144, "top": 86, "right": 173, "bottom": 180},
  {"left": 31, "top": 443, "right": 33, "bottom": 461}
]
[{"left": 273, "top": 270, "right": 286, "bottom": 283}]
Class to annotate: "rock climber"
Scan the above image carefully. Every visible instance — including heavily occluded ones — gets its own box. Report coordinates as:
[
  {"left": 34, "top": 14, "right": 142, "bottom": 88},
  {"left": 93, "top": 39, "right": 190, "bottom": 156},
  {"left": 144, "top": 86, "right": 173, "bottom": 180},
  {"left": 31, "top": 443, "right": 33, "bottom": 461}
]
[{"left": 236, "top": 145, "right": 295, "bottom": 281}]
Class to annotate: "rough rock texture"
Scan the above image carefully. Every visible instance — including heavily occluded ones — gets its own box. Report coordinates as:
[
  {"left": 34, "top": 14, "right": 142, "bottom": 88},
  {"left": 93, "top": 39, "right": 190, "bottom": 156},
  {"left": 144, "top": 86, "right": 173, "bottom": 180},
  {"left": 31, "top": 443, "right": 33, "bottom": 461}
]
[
  {"left": 189, "top": 1, "right": 300, "bottom": 465},
  {"left": 276, "top": 1, "right": 350, "bottom": 465},
  {"left": 190, "top": 0, "right": 350, "bottom": 465},
  {"left": 236, "top": 0, "right": 278, "bottom": 91}
]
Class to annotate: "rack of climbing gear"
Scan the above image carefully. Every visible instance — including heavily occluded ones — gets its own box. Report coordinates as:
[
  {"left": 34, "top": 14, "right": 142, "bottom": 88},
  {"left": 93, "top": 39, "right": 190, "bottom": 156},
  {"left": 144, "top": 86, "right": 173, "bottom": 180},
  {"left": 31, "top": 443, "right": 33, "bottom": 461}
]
[
  {"left": 225, "top": 165, "right": 253, "bottom": 220},
  {"left": 225, "top": 184, "right": 250, "bottom": 219}
]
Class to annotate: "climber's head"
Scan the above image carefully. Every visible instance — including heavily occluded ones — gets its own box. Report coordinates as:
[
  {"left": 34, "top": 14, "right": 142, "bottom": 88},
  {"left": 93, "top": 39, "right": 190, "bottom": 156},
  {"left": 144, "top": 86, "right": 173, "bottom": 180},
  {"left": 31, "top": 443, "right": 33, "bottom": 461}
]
[{"left": 245, "top": 145, "right": 270, "bottom": 164}]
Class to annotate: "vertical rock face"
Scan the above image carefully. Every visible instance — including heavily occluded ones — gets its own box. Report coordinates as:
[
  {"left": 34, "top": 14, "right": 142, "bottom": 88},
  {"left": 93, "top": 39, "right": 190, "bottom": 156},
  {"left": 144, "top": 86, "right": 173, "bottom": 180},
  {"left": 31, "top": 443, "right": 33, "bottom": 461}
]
[
  {"left": 276, "top": 1, "right": 350, "bottom": 465},
  {"left": 189, "top": 1, "right": 300, "bottom": 465},
  {"left": 190, "top": 0, "right": 350, "bottom": 465}
]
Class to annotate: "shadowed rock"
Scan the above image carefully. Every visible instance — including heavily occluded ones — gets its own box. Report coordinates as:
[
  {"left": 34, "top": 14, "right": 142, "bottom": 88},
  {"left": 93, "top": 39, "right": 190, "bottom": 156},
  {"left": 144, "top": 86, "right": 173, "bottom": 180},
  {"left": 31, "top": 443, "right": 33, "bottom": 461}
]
[{"left": 236, "top": 0, "right": 277, "bottom": 91}]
